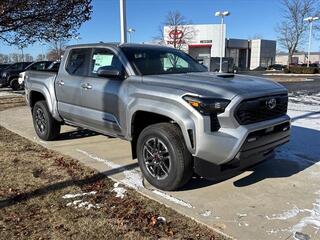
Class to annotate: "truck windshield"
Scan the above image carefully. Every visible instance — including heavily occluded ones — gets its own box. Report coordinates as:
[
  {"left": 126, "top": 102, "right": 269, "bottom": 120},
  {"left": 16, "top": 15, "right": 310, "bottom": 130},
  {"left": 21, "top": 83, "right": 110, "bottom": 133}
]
[{"left": 120, "top": 46, "right": 207, "bottom": 76}]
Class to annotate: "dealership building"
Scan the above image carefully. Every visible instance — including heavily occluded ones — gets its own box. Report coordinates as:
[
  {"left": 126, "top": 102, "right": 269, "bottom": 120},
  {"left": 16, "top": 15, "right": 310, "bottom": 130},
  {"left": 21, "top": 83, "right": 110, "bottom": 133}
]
[
  {"left": 276, "top": 52, "right": 320, "bottom": 65},
  {"left": 163, "top": 24, "right": 277, "bottom": 70}
]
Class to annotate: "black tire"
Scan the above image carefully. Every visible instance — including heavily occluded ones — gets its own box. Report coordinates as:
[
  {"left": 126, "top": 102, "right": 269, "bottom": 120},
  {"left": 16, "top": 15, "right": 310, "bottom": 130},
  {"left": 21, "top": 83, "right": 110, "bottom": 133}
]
[
  {"left": 10, "top": 78, "right": 20, "bottom": 91},
  {"left": 137, "top": 123, "right": 193, "bottom": 191},
  {"left": 32, "top": 100, "right": 61, "bottom": 141}
]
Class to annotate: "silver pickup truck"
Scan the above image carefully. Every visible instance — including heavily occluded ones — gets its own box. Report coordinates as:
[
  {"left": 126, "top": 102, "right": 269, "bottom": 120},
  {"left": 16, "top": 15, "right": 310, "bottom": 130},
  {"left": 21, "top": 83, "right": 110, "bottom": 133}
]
[{"left": 25, "top": 43, "right": 290, "bottom": 190}]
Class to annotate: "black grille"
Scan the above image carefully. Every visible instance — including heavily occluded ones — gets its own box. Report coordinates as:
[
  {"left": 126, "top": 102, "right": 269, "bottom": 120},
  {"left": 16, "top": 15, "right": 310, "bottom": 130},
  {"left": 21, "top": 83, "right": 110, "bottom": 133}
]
[{"left": 235, "top": 94, "right": 288, "bottom": 125}]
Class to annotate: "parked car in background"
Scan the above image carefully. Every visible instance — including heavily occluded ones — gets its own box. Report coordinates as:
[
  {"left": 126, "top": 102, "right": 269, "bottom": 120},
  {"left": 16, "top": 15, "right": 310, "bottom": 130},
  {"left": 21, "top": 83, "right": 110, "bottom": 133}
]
[
  {"left": 267, "top": 64, "right": 285, "bottom": 71},
  {"left": 18, "top": 61, "right": 53, "bottom": 89},
  {"left": 47, "top": 61, "right": 61, "bottom": 71},
  {"left": 0, "top": 63, "right": 12, "bottom": 80},
  {"left": 0, "top": 62, "right": 32, "bottom": 89},
  {"left": 25, "top": 43, "right": 290, "bottom": 191},
  {"left": 0, "top": 63, "right": 11, "bottom": 71},
  {"left": 301, "top": 63, "right": 320, "bottom": 68}
]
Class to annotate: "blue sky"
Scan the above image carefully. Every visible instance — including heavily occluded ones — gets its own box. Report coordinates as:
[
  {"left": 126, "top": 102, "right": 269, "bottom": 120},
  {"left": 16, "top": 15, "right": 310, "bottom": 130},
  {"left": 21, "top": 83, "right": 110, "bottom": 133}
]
[{"left": 1, "top": 0, "right": 319, "bottom": 56}]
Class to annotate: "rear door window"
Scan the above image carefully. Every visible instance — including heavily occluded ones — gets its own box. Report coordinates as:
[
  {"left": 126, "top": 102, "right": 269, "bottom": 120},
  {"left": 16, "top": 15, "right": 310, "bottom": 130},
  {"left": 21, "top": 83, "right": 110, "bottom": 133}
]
[
  {"left": 90, "top": 48, "right": 125, "bottom": 77},
  {"left": 66, "top": 48, "right": 91, "bottom": 76}
]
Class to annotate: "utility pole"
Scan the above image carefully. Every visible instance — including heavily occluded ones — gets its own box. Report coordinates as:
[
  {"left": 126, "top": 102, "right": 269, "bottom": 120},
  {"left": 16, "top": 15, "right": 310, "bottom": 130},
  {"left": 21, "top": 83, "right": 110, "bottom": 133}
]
[
  {"left": 20, "top": 47, "right": 24, "bottom": 62},
  {"left": 215, "top": 11, "right": 230, "bottom": 73},
  {"left": 304, "top": 16, "right": 319, "bottom": 67},
  {"left": 120, "top": 0, "right": 127, "bottom": 44},
  {"left": 127, "top": 28, "right": 135, "bottom": 43}
]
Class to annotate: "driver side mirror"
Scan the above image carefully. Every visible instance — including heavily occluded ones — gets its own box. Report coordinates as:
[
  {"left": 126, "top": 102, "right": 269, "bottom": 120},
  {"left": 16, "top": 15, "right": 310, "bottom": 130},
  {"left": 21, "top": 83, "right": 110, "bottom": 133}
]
[{"left": 97, "top": 67, "right": 124, "bottom": 79}]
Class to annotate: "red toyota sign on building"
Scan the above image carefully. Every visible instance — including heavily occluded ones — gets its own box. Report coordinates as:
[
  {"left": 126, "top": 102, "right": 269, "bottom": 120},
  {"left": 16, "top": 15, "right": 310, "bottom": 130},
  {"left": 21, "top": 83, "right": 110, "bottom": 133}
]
[
  {"left": 167, "top": 29, "right": 186, "bottom": 44},
  {"left": 169, "top": 29, "right": 184, "bottom": 39}
]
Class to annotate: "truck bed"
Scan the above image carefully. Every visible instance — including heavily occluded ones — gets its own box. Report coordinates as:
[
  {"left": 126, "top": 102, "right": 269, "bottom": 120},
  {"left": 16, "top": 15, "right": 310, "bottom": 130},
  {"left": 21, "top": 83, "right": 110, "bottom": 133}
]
[{"left": 25, "top": 70, "right": 57, "bottom": 86}]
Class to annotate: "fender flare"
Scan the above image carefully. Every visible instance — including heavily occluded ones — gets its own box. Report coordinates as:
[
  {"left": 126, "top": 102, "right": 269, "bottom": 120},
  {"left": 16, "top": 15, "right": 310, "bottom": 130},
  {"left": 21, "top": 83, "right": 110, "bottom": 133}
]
[{"left": 128, "top": 102, "right": 196, "bottom": 154}]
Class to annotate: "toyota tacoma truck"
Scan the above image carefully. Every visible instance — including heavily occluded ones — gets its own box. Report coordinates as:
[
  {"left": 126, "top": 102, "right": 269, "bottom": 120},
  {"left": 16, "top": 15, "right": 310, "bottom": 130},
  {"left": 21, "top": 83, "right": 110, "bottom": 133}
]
[{"left": 24, "top": 43, "right": 290, "bottom": 191}]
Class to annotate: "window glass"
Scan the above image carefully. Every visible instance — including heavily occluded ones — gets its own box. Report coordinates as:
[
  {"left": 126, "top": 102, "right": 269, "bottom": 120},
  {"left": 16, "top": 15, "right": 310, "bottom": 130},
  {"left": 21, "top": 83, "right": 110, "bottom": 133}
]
[
  {"left": 90, "top": 49, "right": 124, "bottom": 76},
  {"left": 29, "top": 62, "right": 43, "bottom": 70},
  {"left": 162, "top": 53, "right": 189, "bottom": 70},
  {"left": 17, "top": 63, "right": 25, "bottom": 70},
  {"left": 9, "top": 63, "right": 24, "bottom": 70},
  {"left": 66, "top": 48, "right": 91, "bottom": 76},
  {"left": 22, "top": 62, "right": 32, "bottom": 69},
  {"left": 9, "top": 63, "right": 19, "bottom": 70},
  {"left": 120, "top": 46, "right": 207, "bottom": 75}
]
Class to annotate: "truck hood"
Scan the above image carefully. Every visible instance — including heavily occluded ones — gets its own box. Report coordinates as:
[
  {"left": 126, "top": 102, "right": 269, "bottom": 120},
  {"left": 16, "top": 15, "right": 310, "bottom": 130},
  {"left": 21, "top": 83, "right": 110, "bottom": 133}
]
[{"left": 142, "top": 72, "right": 286, "bottom": 99}]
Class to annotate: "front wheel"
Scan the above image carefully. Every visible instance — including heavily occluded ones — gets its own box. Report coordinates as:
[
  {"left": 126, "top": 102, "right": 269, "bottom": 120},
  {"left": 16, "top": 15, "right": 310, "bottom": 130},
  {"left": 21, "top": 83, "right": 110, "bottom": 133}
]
[
  {"left": 137, "top": 123, "right": 193, "bottom": 191},
  {"left": 32, "top": 100, "right": 61, "bottom": 141}
]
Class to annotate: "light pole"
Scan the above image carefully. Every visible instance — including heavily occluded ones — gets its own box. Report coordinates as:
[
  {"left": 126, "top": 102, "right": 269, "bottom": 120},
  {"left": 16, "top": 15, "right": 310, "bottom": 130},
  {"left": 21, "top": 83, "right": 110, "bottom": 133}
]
[
  {"left": 215, "top": 11, "right": 230, "bottom": 73},
  {"left": 120, "top": 0, "right": 127, "bottom": 43},
  {"left": 304, "top": 16, "right": 319, "bottom": 67},
  {"left": 40, "top": 42, "right": 46, "bottom": 60},
  {"left": 127, "top": 28, "right": 135, "bottom": 43},
  {"left": 20, "top": 46, "right": 24, "bottom": 62}
]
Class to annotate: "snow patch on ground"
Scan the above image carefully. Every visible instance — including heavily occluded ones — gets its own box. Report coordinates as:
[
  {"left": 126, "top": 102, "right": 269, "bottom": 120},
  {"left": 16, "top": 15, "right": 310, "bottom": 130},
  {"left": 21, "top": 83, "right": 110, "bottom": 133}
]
[
  {"left": 269, "top": 99, "right": 320, "bottom": 237},
  {"left": 76, "top": 149, "right": 144, "bottom": 190},
  {"left": 66, "top": 200, "right": 100, "bottom": 210},
  {"left": 292, "top": 191, "right": 320, "bottom": 235},
  {"left": 266, "top": 206, "right": 301, "bottom": 220},
  {"left": 200, "top": 210, "right": 212, "bottom": 217},
  {"left": 112, "top": 182, "right": 127, "bottom": 199},
  {"left": 62, "top": 191, "right": 100, "bottom": 210},
  {"left": 266, "top": 227, "right": 291, "bottom": 235},
  {"left": 62, "top": 191, "right": 97, "bottom": 199},
  {"left": 289, "top": 91, "right": 320, "bottom": 106},
  {"left": 237, "top": 213, "right": 248, "bottom": 218},
  {"left": 238, "top": 222, "right": 249, "bottom": 227},
  {"left": 152, "top": 190, "right": 194, "bottom": 209},
  {"left": 275, "top": 102, "right": 320, "bottom": 166}
]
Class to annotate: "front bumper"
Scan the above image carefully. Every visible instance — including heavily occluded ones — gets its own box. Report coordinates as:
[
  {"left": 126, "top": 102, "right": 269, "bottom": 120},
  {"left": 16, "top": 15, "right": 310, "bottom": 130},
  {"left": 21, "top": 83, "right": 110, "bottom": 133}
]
[{"left": 194, "top": 120, "right": 290, "bottom": 179}]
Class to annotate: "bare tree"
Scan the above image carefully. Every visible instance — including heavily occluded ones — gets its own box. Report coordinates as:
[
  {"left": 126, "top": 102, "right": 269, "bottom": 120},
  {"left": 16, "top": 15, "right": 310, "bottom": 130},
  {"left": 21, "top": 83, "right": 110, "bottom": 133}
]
[
  {"left": 36, "top": 54, "right": 46, "bottom": 61},
  {"left": 276, "top": 0, "right": 319, "bottom": 65},
  {"left": 47, "top": 39, "right": 68, "bottom": 61},
  {"left": 158, "top": 11, "right": 195, "bottom": 50},
  {"left": 0, "top": 0, "right": 92, "bottom": 46},
  {"left": 248, "top": 33, "right": 264, "bottom": 40}
]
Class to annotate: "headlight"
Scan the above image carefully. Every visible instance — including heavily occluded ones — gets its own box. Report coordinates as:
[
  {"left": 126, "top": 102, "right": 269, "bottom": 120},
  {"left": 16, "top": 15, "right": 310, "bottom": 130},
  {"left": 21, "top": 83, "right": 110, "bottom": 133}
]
[
  {"left": 183, "top": 95, "right": 230, "bottom": 115},
  {"left": 2, "top": 72, "right": 7, "bottom": 78}
]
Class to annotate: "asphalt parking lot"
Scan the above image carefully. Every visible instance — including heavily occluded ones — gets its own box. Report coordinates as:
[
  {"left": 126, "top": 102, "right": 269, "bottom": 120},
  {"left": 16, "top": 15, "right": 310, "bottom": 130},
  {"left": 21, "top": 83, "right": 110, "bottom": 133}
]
[{"left": 0, "top": 77, "right": 319, "bottom": 240}]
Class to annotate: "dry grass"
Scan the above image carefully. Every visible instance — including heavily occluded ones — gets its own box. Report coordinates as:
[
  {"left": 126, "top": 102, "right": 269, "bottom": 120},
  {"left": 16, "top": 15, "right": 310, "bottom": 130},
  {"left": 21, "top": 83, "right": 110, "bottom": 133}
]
[{"left": 0, "top": 96, "right": 227, "bottom": 240}]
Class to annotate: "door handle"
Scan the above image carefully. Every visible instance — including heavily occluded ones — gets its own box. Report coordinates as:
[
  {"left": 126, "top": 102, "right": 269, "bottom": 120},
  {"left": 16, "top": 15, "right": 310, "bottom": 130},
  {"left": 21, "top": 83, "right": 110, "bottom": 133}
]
[
  {"left": 81, "top": 83, "right": 92, "bottom": 90},
  {"left": 56, "top": 80, "right": 64, "bottom": 86}
]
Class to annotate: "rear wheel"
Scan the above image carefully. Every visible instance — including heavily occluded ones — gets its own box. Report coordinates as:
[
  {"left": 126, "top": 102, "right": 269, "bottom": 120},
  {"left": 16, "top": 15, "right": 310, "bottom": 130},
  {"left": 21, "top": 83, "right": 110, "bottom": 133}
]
[
  {"left": 10, "top": 78, "right": 20, "bottom": 91},
  {"left": 137, "top": 123, "right": 193, "bottom": 191},
  {"left": 32, "top": 100, "right": 61, "bottom": 141}
]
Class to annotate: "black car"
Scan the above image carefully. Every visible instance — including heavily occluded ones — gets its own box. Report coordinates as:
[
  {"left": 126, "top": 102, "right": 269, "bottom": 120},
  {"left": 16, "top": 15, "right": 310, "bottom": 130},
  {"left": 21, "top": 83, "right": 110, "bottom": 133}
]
[
  {"left": 0, "top": 62, "right": 32, "bottom": 89},
  {"left": 301, "top": 63, "right": 320, "bottom": 68},
  {"left": 0, "top": 63, "right": 11, "bottom": 78},
  {"left": 0, "top": 64, "right": 11, "bottom": 70},
  {"left": 267, "top": 64, "right": 285, "bottom": 71}
]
